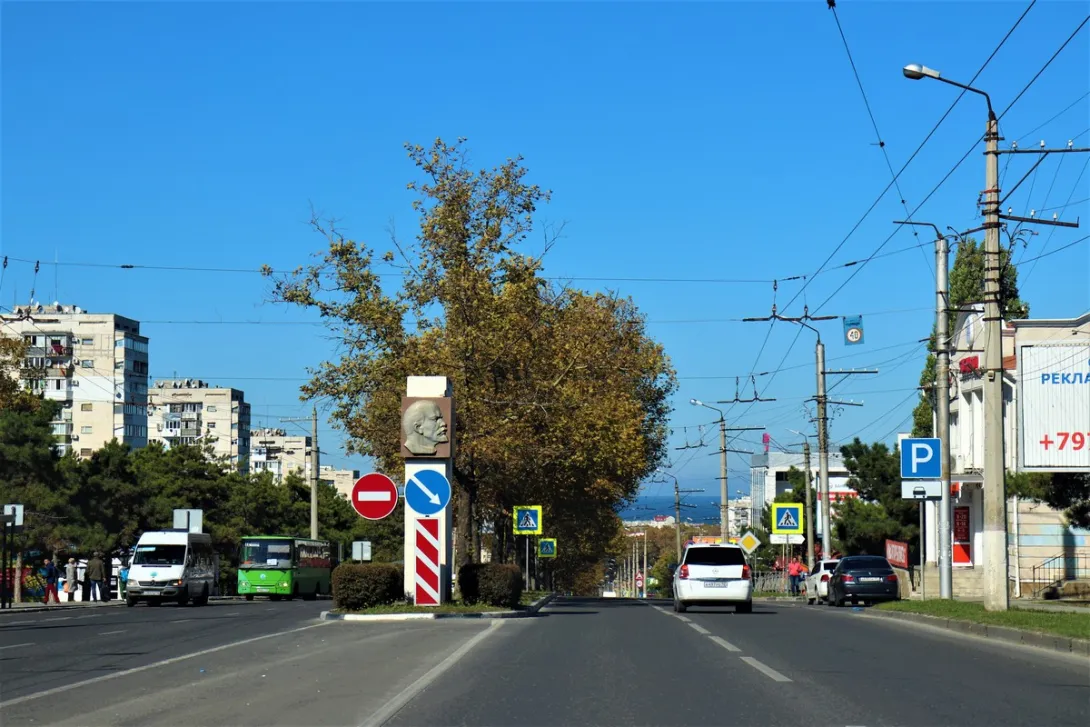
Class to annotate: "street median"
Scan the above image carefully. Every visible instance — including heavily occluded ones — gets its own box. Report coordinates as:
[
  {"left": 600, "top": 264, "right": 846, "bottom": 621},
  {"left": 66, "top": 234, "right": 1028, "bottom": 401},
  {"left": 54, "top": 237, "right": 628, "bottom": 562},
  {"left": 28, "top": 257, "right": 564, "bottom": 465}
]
[{"left": 321, "top": 591, "right": 557, "bottom": 622}]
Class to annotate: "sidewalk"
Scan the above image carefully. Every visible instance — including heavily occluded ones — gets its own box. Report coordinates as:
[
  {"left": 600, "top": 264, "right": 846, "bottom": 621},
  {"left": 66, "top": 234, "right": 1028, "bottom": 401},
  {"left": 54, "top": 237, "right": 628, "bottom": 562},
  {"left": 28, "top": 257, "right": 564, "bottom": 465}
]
[{"left": 0, "top": 595, "right": 254, "bottom": 615}]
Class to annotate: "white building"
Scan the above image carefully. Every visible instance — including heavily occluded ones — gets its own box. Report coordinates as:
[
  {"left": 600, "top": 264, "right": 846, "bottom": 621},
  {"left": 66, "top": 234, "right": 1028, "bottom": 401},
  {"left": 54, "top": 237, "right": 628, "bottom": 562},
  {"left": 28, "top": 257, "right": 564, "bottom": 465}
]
[
  {"left": 1, "top": 302, "right": 149, "bottom": 457},
  {"left": 749, "top": 451, "right": 856, "bottom": 537},
  {"left": 320, "top": 465, "right": 360, "bottom": 500},
  {"left": 250, "top": 428, "right": 311, "bottom": 481},
  {"left": 147, "top": 379, "right": 251, "bottom": 472},
  {"left": 922, "top": 307, "right": 1090, "bottom": 597}
]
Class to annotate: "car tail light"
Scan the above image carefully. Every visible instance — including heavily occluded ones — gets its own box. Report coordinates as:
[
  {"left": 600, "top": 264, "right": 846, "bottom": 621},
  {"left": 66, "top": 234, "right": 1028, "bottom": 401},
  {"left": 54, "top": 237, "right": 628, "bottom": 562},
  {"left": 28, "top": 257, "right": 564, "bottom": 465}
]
[
  {"left": 820, "top": 573, "right": 829, "bottom": 583},
  {"left": 741, "top": 564, "right": 751, "bottom": 580},
  {"left": 842, "top": 574, "right": 855, "bottom": 583},
  {"left": 885, "top": 574, "right": 898, "bottom": 583},
  {"left": 679, "top": 565, "right": 689, "bottom": 579}
]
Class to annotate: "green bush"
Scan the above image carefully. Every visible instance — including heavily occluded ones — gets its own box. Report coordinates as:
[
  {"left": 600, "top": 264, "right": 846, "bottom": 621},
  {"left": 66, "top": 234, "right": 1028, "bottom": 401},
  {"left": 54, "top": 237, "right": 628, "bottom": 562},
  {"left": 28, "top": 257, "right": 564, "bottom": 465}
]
[
  {"left": 333, "top": 563, "right": 402, "bottom": 610},
  {"left": 458, "top": 563, "right": 522, "bottom": 608}
]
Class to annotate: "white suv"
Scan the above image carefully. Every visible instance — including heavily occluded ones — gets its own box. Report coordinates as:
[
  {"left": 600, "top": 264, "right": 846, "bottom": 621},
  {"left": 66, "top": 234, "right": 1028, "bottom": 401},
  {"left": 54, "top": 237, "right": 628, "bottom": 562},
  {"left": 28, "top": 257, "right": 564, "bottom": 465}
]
[{"left": 673, "top": 543, "right": 753, "bottom": 613}]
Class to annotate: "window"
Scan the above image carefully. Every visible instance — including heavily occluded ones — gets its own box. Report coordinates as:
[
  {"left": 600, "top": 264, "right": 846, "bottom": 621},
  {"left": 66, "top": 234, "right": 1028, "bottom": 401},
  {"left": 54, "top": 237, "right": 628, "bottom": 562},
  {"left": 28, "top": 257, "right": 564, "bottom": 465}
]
[
  {"left": 81, "top": 403, "right": 93, "bottom": 412},
  {"left": 80, "top": 448, "right": 92, "bottom": 457},
  {"left": 206, "top": 405, "right": 217, "bottom": 413},
  {"left": 81, "top": 338, "right": 93, "bottom": 346},
  {"left": 133, "top": 545, "right": 185, "bottom": 566},
  {"left": 840, "top": 556, "right": 892, "bottom": 572},
  {"left": 81, "top": 426, "right": 92, "bottom": 434},
  {"left": 683, "top": 547, "right": 746, "bottom": 566},
  {"left": 207, "top": 422, "right": 216, "bottom": 428},
  {"left": 80, "top": 360, "right": 94, "bottom": 368}
]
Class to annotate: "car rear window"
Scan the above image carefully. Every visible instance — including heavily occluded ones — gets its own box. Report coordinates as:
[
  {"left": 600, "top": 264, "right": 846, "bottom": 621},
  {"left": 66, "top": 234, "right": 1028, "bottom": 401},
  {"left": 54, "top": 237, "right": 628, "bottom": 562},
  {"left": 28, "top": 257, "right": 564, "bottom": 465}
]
[
  {"left": 821, "top": 561, "right": 839, "bottom": 571},
  {"left": 842, "top": 556, "right": 892, "bottom": 571},
  {"left": 684, "top": 547, "right": 745, "bottom": 566}
]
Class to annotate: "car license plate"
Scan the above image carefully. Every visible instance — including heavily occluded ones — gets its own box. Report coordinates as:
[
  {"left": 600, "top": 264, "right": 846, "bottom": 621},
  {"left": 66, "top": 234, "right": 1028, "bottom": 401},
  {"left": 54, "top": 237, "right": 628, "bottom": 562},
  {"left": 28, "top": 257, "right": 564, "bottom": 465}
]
[
  {"left": 860, "top": 577, "right": 882, "bottom": 582},
  {"left": 703, "top": 581, "right": 728, "bottom": 588}
]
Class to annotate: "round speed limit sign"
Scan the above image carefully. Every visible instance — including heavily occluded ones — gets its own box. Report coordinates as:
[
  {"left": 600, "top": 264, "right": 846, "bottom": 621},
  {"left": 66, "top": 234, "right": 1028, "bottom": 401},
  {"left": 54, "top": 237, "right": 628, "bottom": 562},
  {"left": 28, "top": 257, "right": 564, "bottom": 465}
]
[{"left": 846, "top": 327, "right": 863, "bottom": 343}]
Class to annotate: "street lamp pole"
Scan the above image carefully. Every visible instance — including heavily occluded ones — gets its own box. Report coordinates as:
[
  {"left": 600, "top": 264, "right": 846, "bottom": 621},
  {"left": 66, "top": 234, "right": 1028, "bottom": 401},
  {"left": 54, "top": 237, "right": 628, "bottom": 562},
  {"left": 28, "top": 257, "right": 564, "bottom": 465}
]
[{"left": 903, "top": 63, "right": 1008, "bottom": 611}]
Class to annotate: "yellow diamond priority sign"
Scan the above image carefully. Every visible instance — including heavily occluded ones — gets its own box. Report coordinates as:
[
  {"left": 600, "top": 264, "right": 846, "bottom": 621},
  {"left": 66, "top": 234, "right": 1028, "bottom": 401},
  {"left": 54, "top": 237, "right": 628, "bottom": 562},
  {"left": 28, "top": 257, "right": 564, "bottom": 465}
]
[{"left": 738, "top": 531, "right": 761, "bottom": 555}]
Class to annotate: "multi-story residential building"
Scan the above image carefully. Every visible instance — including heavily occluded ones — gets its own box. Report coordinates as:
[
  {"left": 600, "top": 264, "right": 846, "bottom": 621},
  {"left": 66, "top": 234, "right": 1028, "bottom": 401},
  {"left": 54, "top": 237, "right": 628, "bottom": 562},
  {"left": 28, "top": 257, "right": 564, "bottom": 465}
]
[
  {"left": 749, "top": 451, "right": 856, "bottom": 538},
  {"left": 320, "top": 465, "right": 360, "bottom": 500},
  {"left": 1, "top": 302, "right": 148, "bottom": 457},
  {"left": 250, "top": 428, "right": 311, "bottom": 482},
  {"left": 147, "top": 379, "right": 251, "bottom": 472}
]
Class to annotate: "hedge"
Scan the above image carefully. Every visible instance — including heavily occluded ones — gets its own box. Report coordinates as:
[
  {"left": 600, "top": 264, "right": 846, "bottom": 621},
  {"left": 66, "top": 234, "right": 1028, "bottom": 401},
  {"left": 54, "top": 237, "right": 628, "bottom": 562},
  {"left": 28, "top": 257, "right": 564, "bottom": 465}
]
[
  {"left": 458, "top": 563, "right": 523, "bottom": 608},
  {"left": 333, "top": 563, "right": 403, "bottom": 610}
]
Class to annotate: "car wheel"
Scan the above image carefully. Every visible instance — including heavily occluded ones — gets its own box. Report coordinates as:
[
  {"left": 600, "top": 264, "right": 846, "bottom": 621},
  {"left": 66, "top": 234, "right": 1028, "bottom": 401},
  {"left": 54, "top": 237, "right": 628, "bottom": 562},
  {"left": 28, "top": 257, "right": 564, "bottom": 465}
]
[
  {"left": 807, "top": 597, "right": 815, "bottom": 605},
  {"left": 676, "top": 600, "right": 687, "bottom": 613}
]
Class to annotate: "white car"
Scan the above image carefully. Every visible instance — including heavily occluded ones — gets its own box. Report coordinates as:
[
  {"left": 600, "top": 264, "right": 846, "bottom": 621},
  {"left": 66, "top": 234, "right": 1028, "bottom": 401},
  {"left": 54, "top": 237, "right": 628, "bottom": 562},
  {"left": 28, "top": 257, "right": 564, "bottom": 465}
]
[
  {"left": 673, "top": 543, "right": 753, "bottom": 613},
  {"left": 804, "top": 559, "right": 840, "bottom": 605}
]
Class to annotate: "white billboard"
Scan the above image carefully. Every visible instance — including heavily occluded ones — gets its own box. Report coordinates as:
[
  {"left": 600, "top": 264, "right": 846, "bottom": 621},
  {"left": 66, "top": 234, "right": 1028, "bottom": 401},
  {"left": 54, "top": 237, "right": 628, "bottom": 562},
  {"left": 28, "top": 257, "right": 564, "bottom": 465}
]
[{"left": 1017, "top": 343, "right": 1090, "bottom": 472}]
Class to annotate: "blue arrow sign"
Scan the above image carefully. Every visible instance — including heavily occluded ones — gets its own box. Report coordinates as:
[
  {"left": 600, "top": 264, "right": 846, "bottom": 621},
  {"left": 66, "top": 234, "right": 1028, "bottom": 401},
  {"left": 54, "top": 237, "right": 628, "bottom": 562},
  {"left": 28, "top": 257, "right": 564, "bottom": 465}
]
[
  {"left": 404, "top": 469, "right": 452, "bottom": 516},
  {"left": 900, "top": 437, "right": 942, "bottom": 479}
]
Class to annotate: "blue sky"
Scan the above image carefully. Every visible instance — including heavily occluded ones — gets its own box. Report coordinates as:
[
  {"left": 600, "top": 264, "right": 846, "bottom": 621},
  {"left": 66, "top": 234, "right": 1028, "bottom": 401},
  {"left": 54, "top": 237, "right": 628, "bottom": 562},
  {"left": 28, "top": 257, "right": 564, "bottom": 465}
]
[{"left": 3, "top": 1, "right": 1088, "bottom": 500}]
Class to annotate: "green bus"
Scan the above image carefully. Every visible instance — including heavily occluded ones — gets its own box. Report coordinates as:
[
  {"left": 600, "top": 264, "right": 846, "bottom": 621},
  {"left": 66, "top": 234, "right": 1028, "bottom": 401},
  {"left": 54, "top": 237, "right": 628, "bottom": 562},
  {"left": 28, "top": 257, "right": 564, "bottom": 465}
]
[{"left": 237, "top": 536, "right": 332, "bottom": 601}]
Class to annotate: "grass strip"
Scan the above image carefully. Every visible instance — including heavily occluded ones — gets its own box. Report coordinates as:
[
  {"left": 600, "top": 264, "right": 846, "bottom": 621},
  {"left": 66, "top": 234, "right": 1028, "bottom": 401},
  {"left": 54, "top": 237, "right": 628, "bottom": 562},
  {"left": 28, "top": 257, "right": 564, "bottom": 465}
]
[{"left": 876, "top": 599, "right": 1090, "bottom": 641}]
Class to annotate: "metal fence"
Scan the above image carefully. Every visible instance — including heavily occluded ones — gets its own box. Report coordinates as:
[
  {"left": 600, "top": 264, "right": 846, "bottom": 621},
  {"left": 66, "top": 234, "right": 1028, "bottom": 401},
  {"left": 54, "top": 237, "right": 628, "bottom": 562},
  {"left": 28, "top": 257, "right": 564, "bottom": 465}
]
[{"left": 751, "top": 570, "right": 791, "bottom": 594}]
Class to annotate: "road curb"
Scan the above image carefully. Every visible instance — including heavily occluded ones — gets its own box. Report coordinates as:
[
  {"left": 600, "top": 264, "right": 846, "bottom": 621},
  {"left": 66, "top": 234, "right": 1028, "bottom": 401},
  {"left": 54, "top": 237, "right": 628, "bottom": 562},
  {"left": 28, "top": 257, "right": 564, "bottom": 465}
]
[
  {"left": 862, "top": 608, "right": 1090, "bottom": 657},
  {"left": 0, "top": 602, "right": 127, "bottom": 615},
  {"left": 320, "top": 592, "right": 557, "bottom": 622}
]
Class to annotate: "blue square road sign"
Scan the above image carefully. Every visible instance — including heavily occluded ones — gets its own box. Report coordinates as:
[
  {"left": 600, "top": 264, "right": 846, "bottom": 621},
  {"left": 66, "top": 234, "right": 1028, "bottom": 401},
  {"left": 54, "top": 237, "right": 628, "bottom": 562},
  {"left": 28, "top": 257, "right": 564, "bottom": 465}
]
[{"left": 900, "top": 437, "right": 942, "bottom": 479}]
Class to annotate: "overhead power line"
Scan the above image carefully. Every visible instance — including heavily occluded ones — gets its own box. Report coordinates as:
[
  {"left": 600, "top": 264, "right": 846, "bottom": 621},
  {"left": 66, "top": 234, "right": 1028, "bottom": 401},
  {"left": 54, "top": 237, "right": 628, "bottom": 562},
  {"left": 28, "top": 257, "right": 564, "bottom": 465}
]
[{"left": 777, "top": 0, "right": 1038, "bottom": 316}]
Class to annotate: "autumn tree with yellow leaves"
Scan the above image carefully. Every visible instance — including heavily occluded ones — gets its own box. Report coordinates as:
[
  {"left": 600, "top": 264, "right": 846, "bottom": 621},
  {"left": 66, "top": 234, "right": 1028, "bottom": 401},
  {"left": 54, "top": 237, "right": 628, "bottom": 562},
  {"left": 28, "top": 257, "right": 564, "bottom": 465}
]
[{"left": 266, "top": 138, "right": 676, "bottom": 589}]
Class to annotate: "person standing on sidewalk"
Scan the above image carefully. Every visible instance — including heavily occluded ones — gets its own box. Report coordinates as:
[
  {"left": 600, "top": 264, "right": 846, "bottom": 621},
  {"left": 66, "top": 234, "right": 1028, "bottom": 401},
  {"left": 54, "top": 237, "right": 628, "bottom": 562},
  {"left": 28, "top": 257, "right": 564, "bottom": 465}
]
[
  {"left": 42, "top": 559, "right": 61, "bottom": 604},
  {"left": 787, "top": 556, "right": 804, "bottom": 597},
  {"left": 65, "top": 558, "right": 78, "bottom": 602},
  {"left": 86, "top": 552, "right": 105, "bottom": 601}
]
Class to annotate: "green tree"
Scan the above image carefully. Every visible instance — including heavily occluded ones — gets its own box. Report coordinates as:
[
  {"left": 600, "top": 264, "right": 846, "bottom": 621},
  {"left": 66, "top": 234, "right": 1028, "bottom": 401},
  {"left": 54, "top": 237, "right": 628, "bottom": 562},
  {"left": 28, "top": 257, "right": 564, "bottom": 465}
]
[
  {"left": 266, "top": 138, "right": 676, "bottom": 589},
  {"left": 0, "top": 336, "right": 44, "bottom": 413},
  {"left": 833, "top": 439, "right": 918, "bottom": 557},
  {"left": 912, "top": 237, "right": 1029, "bottom": 436}
]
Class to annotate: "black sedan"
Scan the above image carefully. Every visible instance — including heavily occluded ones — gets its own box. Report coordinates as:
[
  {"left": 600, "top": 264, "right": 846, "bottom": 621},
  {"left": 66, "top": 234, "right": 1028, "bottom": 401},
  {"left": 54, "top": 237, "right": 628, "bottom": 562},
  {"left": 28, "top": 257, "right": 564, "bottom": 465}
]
[{"left": 826, "top": 555, "right": 900, "bottom": 607}]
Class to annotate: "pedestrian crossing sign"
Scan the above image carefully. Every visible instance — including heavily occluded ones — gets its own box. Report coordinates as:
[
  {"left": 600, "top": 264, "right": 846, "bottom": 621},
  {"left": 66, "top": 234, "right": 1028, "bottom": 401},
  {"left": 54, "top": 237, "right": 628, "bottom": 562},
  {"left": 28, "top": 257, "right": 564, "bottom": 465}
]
[
  {"left": 771, "top": 503, "right": 804, "bottom": 535},
  {"left": 538, "top": 538, "right": 557, "bottom": 558},
  {"left": 513, "top": 505, "right": 543, "bottom": 535}
]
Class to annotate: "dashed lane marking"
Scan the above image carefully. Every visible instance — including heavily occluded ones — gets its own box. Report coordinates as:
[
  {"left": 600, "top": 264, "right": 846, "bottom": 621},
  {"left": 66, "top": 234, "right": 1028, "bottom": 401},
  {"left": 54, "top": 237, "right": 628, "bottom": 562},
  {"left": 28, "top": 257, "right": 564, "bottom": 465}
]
[
  {"left": 0, "top": 642, "right": 34, "bottom": 650},
  {"left": 740, "top": 656, "right": 792, "bottom": 682},
  {"left": 688, "top": 623, "right": 710, "bottom": 635},
  {"left": 100, "top": 630, "right": 126, "bottom": 636},
  {"left": 710, "top": 635, "right": 742, "bottom": 653}
]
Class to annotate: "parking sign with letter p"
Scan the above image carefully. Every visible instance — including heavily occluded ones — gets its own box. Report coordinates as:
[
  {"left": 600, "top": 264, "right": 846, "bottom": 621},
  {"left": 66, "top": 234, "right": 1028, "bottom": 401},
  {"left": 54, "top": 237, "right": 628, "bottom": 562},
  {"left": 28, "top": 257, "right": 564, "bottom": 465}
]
[{"left": 900, "top": 437, "right": 942, "bottom": 479}]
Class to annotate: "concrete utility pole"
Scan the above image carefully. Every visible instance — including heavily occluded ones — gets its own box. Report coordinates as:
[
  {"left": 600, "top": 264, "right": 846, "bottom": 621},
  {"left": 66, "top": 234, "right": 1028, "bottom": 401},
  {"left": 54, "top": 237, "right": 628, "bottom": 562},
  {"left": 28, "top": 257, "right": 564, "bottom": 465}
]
[
  {"left": 658, "top": 470, "right": 698, "bottom": 563},
  {"left": 895, "top": 220, "right": 956, "bottom": 599},
  {"left": 789, "top": 430, "right": 816, "bottom": 570},
  {"left": 744, "top": 308, "right": 876, "bottom": 558},
  {"left": 281, "top": 407, "right": 320, "bottom": 539},
  {"left": 688, "top": 399, "right": 762, "bottom": 541},
  {"left": 903, "top": 63, "right": 1085, "bottom": 610}
]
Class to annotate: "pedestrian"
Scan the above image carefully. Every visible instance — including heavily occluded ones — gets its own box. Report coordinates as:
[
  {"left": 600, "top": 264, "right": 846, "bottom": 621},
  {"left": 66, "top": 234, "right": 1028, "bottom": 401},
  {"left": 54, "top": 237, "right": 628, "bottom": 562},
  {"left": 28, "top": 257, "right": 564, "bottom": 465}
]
[
  {"left": 65, "top": 558, "right": 78, "bottom": 602},
  {"left": 87, "top": 552, "right": 106, "bottom": 602},
  {"left": 787, "top": 556, "right": 804, "bottom": 597},
  {"left": 42, "top": 559, "right": 61, "bottom": 604},
  {"left": 119, "top": 558, "right": 130, "bottom": 600}
]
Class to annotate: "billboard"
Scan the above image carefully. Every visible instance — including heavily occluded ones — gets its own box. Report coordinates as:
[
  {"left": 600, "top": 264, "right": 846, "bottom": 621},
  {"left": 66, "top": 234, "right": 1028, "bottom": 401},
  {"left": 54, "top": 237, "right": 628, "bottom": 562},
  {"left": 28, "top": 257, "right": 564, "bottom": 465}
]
[
  {"left": 1017, "top": 343, "right": 1090, "bottom": 472},
  {"left": 884, "top": 539, "right": 909, "bottom": 569}
]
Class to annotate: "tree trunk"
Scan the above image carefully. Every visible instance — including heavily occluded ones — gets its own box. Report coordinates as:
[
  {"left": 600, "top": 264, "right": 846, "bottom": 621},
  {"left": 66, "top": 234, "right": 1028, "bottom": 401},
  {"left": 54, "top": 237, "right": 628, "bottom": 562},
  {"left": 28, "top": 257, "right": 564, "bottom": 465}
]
[
  {"left": 454, "top": 481, "right": 472, "bottom": 569},
  {"left": 470, "top": 499, "right": 481, "bottom": 564}
]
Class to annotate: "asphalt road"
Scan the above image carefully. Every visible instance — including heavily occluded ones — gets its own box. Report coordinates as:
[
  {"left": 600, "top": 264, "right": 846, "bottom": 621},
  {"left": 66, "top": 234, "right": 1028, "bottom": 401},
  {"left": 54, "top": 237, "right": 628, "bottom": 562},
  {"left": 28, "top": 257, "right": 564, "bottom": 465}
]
[{"left": 1, "top": 597, "right": 1086, "bottom": 726}]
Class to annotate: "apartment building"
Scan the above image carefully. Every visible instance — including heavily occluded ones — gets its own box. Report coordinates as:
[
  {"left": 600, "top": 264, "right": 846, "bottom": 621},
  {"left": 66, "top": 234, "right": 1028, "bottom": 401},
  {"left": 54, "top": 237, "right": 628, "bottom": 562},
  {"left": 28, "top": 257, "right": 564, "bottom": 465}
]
[
  {"left": 147, "top": 379, "right": 251, "bottom": 472},
  {"left": 250, "top": 428, "right": 311, "bottom": 482},
  {"left": 1, "top": 302, "right": 149, "bottom": 457},
  {"left": 320, "top": 465, "right": 360, "bottom": 500}
]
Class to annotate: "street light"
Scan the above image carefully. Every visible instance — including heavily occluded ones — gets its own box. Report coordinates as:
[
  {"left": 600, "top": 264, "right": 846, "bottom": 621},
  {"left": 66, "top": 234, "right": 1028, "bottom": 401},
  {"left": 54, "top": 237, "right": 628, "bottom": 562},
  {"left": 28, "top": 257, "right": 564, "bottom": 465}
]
[
  {"left": 689, "top": 399, "right": 731, "bottom": 542},
  {"left": 903, "top": 62, "right": 1005, "bottom": 611},
  {"left": 789, "top": 428, "right": 817, "bottom": 569}
]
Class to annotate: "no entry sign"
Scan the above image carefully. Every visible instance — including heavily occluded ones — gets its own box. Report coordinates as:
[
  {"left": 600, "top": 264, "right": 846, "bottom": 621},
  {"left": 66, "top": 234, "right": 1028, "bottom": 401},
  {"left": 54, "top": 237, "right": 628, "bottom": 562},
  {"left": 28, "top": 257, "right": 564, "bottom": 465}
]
[{"left": 351, "top": 473, "right": 398, "bottom": 520}]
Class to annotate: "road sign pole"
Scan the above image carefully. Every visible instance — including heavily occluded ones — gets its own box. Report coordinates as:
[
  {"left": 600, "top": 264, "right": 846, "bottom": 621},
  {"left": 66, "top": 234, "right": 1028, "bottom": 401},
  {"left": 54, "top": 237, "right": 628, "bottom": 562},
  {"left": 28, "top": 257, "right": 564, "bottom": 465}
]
[
  {"left": 935, "top": 232, "right": 954, "bottom": 600},
  {"left": 401, "top": 377, "right": 455, "bottom": 605}
]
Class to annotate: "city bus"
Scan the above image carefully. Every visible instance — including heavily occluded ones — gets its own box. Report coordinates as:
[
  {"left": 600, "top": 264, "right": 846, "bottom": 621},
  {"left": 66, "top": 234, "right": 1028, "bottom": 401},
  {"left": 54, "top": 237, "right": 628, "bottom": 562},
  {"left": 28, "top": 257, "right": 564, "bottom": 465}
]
[{"left": 237, "top": 536, "right": 332, "bottom": 601}]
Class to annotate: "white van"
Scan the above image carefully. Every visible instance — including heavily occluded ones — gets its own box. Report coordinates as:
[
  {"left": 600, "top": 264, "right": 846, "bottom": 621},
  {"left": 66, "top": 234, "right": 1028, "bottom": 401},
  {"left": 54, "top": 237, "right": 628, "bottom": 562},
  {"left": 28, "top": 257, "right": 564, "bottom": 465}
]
[{"left": 125, "top": 531, "right": 216, "bottom": 607}]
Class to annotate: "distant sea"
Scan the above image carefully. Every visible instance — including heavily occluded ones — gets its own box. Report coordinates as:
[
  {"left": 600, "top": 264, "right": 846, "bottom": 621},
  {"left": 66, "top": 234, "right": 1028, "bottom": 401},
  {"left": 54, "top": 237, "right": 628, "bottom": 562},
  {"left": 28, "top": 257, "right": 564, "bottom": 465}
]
[{"left": 619, "top": 494, "right": 741, "bottom": 524}]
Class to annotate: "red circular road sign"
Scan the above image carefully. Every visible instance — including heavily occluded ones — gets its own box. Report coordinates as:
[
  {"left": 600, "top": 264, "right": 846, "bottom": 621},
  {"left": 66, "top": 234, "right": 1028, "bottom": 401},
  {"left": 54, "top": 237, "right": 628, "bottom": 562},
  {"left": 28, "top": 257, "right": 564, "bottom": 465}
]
[{"left": 351, "top": 473, "right": 399, "bottom": 520}]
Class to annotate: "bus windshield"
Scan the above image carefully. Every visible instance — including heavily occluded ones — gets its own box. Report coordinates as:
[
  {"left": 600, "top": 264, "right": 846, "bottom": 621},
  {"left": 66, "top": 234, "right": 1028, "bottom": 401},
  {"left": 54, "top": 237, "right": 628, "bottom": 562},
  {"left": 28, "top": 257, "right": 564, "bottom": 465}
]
[
  {"left": 133, "top": 544, "right": 186, "bottom": 566},
  {"left": 240, "top": 539, "right": 293, "bottom": 568}
]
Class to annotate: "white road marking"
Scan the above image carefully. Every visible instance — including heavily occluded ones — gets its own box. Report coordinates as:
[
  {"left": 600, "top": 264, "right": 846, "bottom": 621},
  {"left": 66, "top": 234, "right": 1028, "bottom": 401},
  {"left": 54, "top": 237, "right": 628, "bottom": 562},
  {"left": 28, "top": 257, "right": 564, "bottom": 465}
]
[
  {"left": 358, "top": 620, "right": 505, "bottom": 727},
  {"left": 42, "top": 616, "right": 72, "bottom": 622},
  {"left": 170, "top": 619, "right": 191, "bottom": 624},
  {"left": 2, "top": 621, "right": 34, "bottom": 626},
  {"left": 676, "top": 615, "right": 691, "bottom": 623},
  {"left": 99, "top": 630, "right": 126, "bottom": 636},
  {"left": 740, "top": 656, "right": 792, "bottom": 682},
  {"left": 710, "top": 635, "right": 741, "bottom": 652},
  {"left": 0, "top": 642, "right": 34, "bottom": 650},
  {"left": 688, "top": 623, "right": 710, "bottom": 635},
  {"left": 0, "top": 622, "right": 328, "bottom": 708},
  {"left": 223, "top": 611, "right": 240, "bottom": 616}
]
